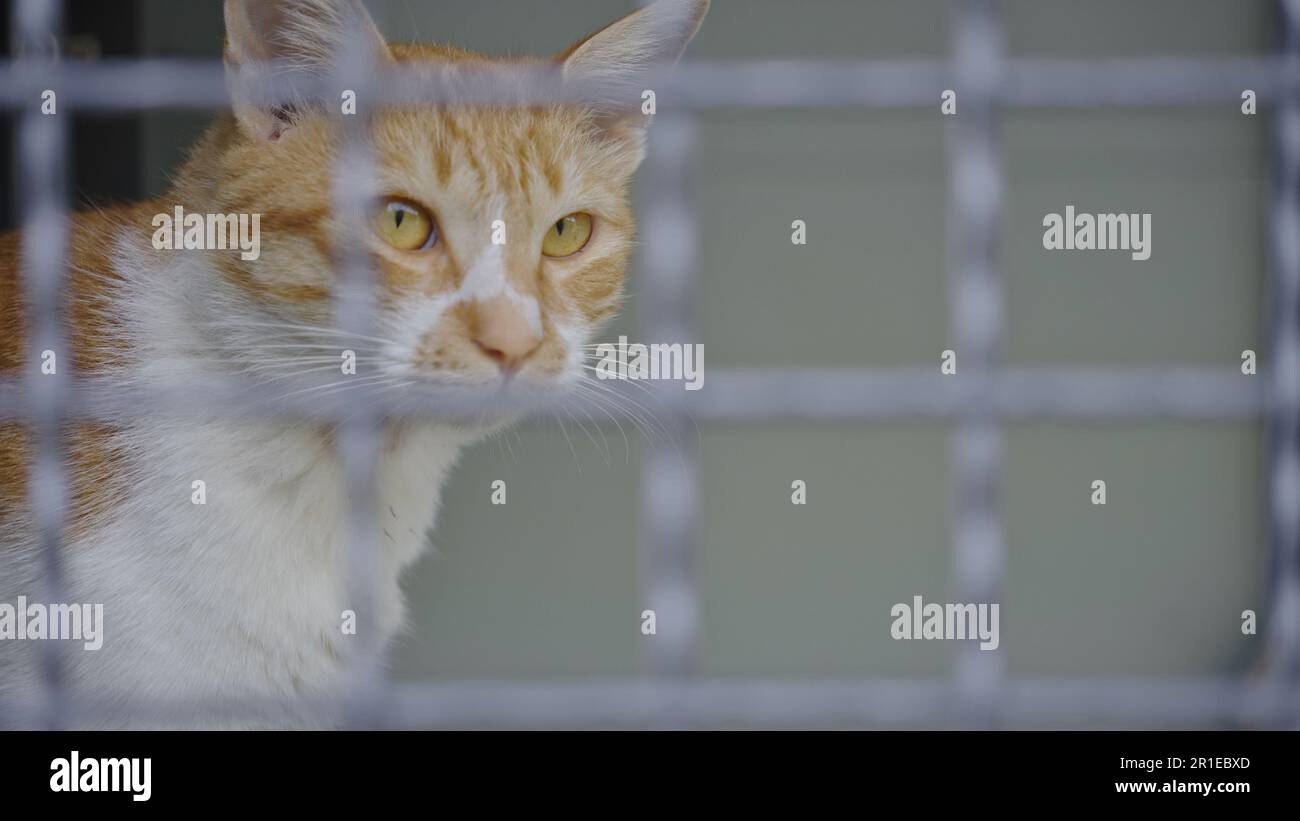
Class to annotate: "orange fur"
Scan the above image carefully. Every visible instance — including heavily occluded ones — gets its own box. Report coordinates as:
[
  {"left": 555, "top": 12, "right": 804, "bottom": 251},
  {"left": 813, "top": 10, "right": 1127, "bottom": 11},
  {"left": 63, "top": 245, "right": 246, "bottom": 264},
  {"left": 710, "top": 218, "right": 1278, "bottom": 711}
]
[
  {"left": 0, "top": 0, "right": 708, "bottom": 536},
  {"left": 0, "top": 204, "right": 152, "bottom": 531}
]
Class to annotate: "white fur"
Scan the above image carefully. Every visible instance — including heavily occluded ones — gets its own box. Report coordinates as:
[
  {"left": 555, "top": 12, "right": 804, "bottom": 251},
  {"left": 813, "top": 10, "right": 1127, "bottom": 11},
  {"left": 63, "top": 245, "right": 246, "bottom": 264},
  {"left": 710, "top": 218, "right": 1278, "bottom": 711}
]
[
  {"left": 459, "top": 239, "right": 543, "bottom": 337},
  {"left": 0, "top": 226, "right": 478, "bottom": 729}
]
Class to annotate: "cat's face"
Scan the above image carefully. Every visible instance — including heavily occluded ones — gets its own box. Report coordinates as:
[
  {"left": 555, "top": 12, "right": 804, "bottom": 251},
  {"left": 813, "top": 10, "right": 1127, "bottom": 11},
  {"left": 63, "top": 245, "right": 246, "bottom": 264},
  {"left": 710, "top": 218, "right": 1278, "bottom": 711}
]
[
  {"left": 214, "top": 91, "right": 638, "bottom": 395},
  {"left": 209, "top": 0, "right": 708, "bottom": 404}
]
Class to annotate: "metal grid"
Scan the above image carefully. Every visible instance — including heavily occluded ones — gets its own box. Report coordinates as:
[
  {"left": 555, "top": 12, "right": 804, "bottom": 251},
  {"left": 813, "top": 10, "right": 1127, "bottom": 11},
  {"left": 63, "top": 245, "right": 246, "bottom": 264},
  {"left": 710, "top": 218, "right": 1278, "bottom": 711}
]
[{"left": 2, "top": 0, "right": 1298, "bottom": 729}]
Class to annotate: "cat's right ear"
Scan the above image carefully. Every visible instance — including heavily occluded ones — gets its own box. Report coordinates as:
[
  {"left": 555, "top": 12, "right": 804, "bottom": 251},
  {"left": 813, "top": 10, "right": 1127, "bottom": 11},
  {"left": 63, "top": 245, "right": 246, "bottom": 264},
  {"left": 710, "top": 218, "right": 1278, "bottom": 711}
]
[
  {"left": 223, "top": 0, "right": 390, "bottom": 141},
  {"left": 560, "top": 0, "right": 710, "bottom": 157}
]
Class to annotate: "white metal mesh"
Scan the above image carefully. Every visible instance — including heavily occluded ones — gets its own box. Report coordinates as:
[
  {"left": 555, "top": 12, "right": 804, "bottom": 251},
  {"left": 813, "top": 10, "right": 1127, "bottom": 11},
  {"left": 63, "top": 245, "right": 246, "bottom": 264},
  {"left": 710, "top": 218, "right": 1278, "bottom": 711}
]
[{"left": 3, "top": 0, "right": 1298, "bottom": 729}]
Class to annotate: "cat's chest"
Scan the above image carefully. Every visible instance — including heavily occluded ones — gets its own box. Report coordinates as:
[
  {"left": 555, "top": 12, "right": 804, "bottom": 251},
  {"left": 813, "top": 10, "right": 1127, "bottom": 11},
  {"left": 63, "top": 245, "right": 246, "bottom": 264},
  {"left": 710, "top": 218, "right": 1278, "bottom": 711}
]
[
  {"left": 104, "top": 420, "right": 466, "bottom": 653},
  {"left": 144, "top": 420, "right": 458, "bottom": 552}
]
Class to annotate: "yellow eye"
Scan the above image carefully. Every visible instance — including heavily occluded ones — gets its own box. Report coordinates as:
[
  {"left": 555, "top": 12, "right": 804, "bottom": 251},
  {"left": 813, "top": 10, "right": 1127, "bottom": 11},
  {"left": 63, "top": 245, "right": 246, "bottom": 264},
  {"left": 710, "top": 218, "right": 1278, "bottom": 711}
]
[
  {"left": 542, "top": 213, "right": 593, "bottom": 258},
  {"left": 374, "top": 199, "right": 435, "bottom": 251}
]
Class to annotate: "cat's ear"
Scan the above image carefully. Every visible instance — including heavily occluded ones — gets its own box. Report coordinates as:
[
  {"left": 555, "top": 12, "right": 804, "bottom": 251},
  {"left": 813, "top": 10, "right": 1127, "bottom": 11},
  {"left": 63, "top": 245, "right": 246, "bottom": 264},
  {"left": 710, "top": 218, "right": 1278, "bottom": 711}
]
[
  {"left": 560, "top": 0, "right": 709, "bottom": 155},
  {"left": 223, "top": 0, "right": 390, "bottom": 141}
]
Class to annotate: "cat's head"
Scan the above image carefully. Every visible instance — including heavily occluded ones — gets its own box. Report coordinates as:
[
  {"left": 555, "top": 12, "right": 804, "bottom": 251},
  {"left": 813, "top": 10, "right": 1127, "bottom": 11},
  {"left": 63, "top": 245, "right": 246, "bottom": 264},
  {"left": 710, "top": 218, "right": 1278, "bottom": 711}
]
[{"left": 201, "top": 0, "right": 707, "bottom": 405}]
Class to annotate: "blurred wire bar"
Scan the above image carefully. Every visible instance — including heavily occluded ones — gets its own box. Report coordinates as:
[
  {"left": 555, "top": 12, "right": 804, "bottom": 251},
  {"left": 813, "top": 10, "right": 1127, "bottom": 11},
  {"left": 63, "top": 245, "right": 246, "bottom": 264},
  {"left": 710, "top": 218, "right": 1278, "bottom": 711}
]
[
  {"left": 1266, "top": 0, "right": 1300, "bottom": 714},
  {"left": 13, "top": 0, "right": 70, "bottom": 731},
  {"left": 0, "top": 57, "right": 1292, "bottom": 111},
  {"left": 946, "top": 0, "right": 1007, "bottom": 726},
  {"left": 329, "top": 7, "right": 389, "bottom": 730},
  {"left": 636, "top": 115, "right": 702, "bottom": 699}
]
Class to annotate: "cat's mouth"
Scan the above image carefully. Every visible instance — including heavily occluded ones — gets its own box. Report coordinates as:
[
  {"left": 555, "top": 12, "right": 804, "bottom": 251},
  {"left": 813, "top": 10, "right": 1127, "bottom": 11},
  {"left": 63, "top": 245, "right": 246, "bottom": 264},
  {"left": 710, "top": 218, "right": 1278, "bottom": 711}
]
[{"left": 386, "top": 366, "right": 577, "bottom": 421}]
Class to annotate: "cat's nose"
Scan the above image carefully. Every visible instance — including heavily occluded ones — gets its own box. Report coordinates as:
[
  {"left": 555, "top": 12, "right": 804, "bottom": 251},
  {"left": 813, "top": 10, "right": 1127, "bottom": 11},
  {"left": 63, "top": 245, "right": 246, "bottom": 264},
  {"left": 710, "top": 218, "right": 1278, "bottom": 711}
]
[{"left": 469, "top": 295, "right": 543, "bottom": 374}]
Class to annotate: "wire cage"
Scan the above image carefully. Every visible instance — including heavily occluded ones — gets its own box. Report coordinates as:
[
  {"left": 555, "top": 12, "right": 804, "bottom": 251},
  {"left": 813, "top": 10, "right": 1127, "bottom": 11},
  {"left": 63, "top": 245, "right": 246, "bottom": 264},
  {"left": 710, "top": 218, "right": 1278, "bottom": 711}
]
[{"left": 2, "top": 0, "right": 1298, "bottom": 728}]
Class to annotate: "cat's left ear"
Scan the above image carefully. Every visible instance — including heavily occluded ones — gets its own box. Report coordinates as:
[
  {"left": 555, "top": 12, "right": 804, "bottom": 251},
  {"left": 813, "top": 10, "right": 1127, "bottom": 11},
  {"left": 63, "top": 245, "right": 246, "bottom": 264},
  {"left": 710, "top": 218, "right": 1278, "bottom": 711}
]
[
  {"left": 224, "top": 0, "right": 391, "bottom": 141},
  {"left": 560, "top": 0, "right": 710, "bottom": 158}
]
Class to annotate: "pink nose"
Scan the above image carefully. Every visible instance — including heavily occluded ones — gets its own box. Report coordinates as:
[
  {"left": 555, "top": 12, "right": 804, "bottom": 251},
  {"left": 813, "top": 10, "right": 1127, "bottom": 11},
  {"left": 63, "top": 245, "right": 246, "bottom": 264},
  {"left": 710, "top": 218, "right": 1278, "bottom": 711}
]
[{"left": 469, "top": 296, "right": 542, "bottom": 373}]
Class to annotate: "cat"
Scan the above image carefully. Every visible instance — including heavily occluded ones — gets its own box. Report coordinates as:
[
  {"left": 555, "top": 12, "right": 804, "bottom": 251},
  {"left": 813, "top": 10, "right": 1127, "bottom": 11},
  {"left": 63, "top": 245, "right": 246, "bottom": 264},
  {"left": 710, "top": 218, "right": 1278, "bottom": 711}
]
[{"left": 0, "top": 0, "right": 709, "bottom": 729}]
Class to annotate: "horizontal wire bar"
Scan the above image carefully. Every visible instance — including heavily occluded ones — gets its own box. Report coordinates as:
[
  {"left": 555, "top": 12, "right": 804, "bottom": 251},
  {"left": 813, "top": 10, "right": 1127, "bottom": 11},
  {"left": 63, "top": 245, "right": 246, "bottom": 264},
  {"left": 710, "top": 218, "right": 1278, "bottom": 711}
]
[
  {"left": 2, "top": 677, "right": 1295, "bottom": 729},
  {"left": 686, "top": 367, "right": 1272, "bottom": 421},
  {"left": 0, "top": 57, "right": 1289, "bottom": 111},
  {"left": 382, "top": 678, "right": 1300, "bottom": 728},
  {"left": 0, "top": 368, "right": 1269, "bottom": 424}
]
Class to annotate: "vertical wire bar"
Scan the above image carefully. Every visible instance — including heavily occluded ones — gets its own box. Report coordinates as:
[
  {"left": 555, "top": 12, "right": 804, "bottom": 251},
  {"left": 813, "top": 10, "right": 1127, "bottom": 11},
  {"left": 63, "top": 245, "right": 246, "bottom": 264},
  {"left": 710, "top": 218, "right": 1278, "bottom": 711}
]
[
  {"left": 1266, "top": 0, "right": 1300, "bottom": 702},
  {"left": 331, "top": 22, "right": 385, "bottom": 729},
  {"left": 636, "top": 114, "right": 701, "bottom": 701},
  {"left": 15, "top": 0, "right": 69, "bottom": 731},
  {"left": 947, "top": 0, "right": 1007, "bottom": 724}
]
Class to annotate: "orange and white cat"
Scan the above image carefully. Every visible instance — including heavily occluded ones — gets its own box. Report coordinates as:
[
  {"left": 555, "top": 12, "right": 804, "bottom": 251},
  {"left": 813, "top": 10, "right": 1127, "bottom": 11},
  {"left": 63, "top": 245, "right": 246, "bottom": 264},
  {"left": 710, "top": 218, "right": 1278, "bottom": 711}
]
[{"left": 0, "top": 0, "right": 708, "bottom": 728}]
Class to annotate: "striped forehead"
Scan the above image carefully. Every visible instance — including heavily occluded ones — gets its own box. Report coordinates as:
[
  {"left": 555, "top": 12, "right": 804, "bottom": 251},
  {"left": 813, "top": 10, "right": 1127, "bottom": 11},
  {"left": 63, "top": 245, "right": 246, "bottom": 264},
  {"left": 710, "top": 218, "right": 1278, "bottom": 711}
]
[{"left": 384, "top": 109, "right": 572, "bottom": 206}]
